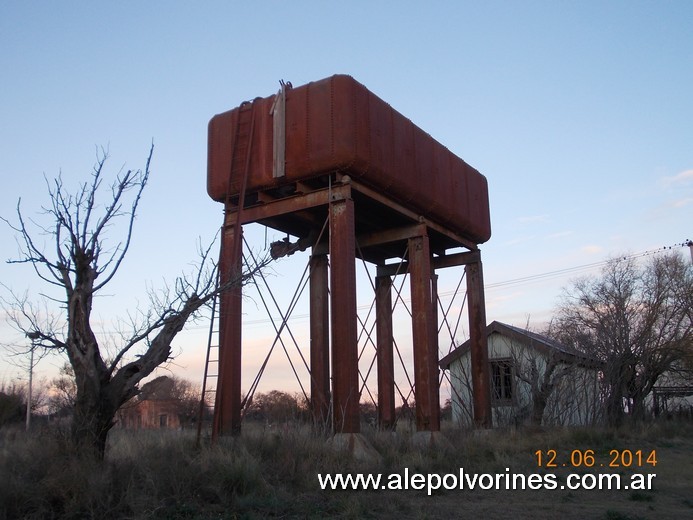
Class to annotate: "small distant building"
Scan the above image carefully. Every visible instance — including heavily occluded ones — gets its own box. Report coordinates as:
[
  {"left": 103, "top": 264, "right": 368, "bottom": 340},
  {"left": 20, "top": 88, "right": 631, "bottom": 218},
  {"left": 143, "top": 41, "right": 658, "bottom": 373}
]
[
  {"left": 439, "top": 321, "right": 602, "bottom": 428},
  {"left": 652, "top": 385, "right": 693, "bottom": 418},
  {"left": 115, "top": 376, "right": 183, "bottom": 429},
  {"left": 650, "top": 362, "right": 693, "bottom": 418},
  {"left": 116, "top": 398, "right": 181, "bottom": 429}
]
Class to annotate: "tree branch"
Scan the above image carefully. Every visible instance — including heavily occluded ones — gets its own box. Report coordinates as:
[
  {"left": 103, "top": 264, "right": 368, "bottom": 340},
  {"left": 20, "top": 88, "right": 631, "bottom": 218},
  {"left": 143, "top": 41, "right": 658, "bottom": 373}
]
[{"left": 93, "top": 143, "right": 153, "bottom": 291}]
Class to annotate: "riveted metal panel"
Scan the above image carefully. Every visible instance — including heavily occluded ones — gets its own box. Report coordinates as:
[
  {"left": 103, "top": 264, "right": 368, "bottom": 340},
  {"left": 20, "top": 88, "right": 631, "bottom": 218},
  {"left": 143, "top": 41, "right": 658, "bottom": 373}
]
[{"left": 208, "top": 74, "right": 491, "bottom": 244}]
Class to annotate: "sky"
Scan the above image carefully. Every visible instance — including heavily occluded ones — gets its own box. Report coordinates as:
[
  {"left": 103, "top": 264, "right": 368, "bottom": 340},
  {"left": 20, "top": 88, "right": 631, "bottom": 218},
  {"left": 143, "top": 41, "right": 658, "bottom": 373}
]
[{"left": 1, "top": 1, "right": 691, "bottom": 399}]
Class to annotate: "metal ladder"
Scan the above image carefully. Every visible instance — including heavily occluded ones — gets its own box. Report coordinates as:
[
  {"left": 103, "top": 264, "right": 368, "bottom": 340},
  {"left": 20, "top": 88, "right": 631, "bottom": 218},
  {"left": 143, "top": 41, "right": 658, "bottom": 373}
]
[
  {"left": 196, "top": 294, "right": 219, "bottom": 444},
  {"left": 197, "top": 99, "right": 257, "bottom": 444}
]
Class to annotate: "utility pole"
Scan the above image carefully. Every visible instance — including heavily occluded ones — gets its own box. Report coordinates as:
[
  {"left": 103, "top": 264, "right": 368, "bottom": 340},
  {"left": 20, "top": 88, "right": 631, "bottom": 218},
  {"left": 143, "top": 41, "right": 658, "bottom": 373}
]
[
  {"left": 25, "top": 346, "right": 34, "bottom": 432},
  {"left": 687, "top": 240, "right": 693, "bottom": 264}
]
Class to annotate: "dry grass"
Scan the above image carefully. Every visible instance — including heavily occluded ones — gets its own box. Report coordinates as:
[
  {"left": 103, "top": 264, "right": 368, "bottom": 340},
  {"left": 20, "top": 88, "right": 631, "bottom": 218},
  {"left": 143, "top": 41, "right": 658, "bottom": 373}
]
[{"left": 0, "top": 420, "right": 691, "bottom": 519}]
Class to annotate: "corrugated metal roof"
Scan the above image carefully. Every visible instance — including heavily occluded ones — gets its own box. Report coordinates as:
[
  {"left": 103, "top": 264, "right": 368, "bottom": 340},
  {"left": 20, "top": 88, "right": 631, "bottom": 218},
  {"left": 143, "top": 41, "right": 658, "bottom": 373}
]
[{"left": 439, "top": 320, "right": 602, "bottom": 370}]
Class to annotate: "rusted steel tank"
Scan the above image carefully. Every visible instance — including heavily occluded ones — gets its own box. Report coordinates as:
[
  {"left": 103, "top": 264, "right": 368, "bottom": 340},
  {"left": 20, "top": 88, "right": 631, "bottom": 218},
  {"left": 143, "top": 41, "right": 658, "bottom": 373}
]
[{"left": 208, "top": 74, "right": 491, "bottom": 244}]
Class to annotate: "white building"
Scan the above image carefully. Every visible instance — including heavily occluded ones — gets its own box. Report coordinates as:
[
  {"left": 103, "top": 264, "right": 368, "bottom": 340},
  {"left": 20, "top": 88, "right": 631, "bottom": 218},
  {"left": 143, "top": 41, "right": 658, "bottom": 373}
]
[
  {"left": 440, "top": 321, "right": 602, "bottom": 428},
  {"left": 651, "top": 362, "right": 693, "bottom": 418}
]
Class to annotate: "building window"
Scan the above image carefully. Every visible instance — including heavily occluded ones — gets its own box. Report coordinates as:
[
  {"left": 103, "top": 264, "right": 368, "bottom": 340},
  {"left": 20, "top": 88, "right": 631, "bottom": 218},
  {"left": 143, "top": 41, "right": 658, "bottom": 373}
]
[
  {"left": 159, "top": 414, "right": 168, "bottom": 428},
  {"left": 490, "top": 359, "right": 513, "bottom": 403}
]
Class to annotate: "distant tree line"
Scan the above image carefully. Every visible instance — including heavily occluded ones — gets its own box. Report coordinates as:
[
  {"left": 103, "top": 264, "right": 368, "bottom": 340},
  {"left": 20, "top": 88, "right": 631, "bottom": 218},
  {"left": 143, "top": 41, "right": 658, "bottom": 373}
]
[
  {"left": 552, "top": 252, "right": 692, "bottom": 426},
  {"left": 446, "top": 251, "right": 692, "bottom": 428}
]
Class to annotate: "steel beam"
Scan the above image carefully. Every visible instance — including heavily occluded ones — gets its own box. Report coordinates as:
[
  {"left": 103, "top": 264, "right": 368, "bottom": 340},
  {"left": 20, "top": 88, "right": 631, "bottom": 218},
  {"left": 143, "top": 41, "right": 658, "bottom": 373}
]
[
  {"left": 376, "top": 250, "right": 481, "bottom": 278},
  {"left": 309, "top": 253, "right": 330, "bottom": 426},
  {"left": 312, "top": 223, "right": 426, "bottom": 258},
  {"left": 214, "top": 222, "right": 243, "bottom": 437},
  {"left": 348, "top": 180, "right": 478, "bottom": 251},
  {"left": 329, "top": 196, "right": 360, "bottom": 433},
  {"left": 230, "top": 184, "right": 351, "bottom": 225},
  {"left": 408, "top": 233, "right": 440, "bottom": 431},
  {"left": 466, "top": 258, "right": 492, "bottom": 428},
  {"left": 375, "top": 274, "right": 395, "bottom": 429}
]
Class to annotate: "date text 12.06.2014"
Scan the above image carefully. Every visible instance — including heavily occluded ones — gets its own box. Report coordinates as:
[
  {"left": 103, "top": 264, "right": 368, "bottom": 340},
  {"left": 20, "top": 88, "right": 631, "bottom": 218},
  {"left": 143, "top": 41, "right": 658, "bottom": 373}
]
[{"left": 535, "top": 449, "right": 657, "bottom": 469}]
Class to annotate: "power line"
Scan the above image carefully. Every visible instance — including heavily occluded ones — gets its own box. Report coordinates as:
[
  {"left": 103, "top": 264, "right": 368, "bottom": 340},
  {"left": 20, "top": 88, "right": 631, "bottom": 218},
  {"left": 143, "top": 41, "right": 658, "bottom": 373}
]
[
  {"left": 43, "top": 242, "right": 686, "bottom": 335},
  {"left": 232, "top": 242, "right": 690, "bottom": 330},
  {"left": 484, "top": 242, "right": 689, "bottom": 292}
]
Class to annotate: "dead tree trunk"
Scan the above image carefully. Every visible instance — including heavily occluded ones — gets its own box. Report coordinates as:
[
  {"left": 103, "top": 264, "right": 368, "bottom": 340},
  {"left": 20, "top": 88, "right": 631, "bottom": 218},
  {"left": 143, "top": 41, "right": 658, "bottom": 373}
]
[{"left": 1, "top": 145, "right": 270, "bottom": 459}]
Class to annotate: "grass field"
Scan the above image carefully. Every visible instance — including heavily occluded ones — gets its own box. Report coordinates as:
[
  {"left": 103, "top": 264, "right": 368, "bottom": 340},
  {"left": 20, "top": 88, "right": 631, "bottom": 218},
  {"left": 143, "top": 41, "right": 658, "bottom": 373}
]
[{"left": 0, "top": 420, "right": 691, "bottom": 519}]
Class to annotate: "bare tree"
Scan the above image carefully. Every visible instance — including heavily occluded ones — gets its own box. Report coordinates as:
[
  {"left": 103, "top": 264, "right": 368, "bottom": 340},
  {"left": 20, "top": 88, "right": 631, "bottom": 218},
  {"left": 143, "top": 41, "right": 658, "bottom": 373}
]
[
  {"left": 0, "top": 382, "right": 25, "bottom": 427},
  {"left": 1, "top": 145, "right": 268, "bottom": 457},
  {"left": 48, "top": 363, "right": 78, "bottom": 417},
  {"left": 0, "top": 378, "right": 49, "bottom": 426},
  {"left": 554, "top": 252, "right": 692, "bottom": 425},
  {"left": 244, "top": 390, "right": 308, "bottom": 424},
  {"left": 512, "top": 346, "right": 574, "bottom": 426},
  {"left": 510, "top": 334, "right": 601, "bottom": 427}
]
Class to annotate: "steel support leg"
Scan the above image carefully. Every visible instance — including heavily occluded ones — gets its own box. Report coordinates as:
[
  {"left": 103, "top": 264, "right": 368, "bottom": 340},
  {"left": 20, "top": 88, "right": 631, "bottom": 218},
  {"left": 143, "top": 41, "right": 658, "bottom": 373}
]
[
  {"left": 309, "top": 253, "right": 330, "bottom": 426},
  {"left": 214, "top": 222, "right": 243, "bottom": 437},
  {"left": 409, "top": 233, "right": 440, "bottom": 431},
  {"left": 329, "top": 197, "right": 360, "bottom": 433},
  {"left": 375, "top": 274, "right": 395, "bottom": 429},
  {"left": 466, "top": 258, "right": 492, "bottom": 428},
  {"left": 431, "top": 272, "right": 439, "bottom": 374}
]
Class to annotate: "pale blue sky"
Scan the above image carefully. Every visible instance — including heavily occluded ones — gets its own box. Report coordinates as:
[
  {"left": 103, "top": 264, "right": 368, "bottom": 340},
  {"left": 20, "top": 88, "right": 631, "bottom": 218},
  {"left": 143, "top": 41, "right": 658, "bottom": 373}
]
[{"left": 1, "top": 2, "right": 691, "bottom": 393}]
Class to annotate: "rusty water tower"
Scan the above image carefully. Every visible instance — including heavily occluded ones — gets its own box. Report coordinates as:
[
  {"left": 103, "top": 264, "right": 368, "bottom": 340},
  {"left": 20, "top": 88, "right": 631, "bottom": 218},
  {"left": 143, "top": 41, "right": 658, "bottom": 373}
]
[{"left": 206, "top": 75, "right": 492, "bottom": 438}]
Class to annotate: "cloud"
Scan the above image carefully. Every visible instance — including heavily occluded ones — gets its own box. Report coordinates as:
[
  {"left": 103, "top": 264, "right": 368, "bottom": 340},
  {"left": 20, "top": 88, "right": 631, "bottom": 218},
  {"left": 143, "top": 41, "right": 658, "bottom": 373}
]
[
  {"left": 546, "top": 230, "right": 573, "bottom": 240},
  {"left": 502, "top": 234, "right": 535, "bottom": 246},
  {"left": 661, "top": 169, "right": 693, "bottom": 187},
  {"left": 485, "top": 290, "right": 524, "bottom": 302},
  {"left": 671, "top": 197, "right": 693, "bottom": 208},
  {"left": 581, "top": 245, "right": 603, "bottom": 255},
  {"left": 517, "top": 214, "right": 549, "bottom": 224}
]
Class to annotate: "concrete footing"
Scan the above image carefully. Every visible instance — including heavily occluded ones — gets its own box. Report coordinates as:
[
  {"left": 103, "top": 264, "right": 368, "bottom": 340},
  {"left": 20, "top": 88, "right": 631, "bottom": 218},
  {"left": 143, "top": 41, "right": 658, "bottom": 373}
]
[
  {"left": 327, "top": 433, "right": 382, "bottom": 463},
  {"left": 411, "top": 430, "right": 453, "bottom": 450}
]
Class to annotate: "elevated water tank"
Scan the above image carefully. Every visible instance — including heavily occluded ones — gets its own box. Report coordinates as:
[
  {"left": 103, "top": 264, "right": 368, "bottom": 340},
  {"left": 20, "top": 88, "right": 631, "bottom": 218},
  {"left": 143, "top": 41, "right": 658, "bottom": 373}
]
[{"left": 208, "top": 74, "right": 491, "bottom": 244}]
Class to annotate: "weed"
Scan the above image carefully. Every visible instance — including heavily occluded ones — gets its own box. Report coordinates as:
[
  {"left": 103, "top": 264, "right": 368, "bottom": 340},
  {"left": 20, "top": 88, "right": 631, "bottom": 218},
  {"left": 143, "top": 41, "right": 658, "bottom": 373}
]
[
  {"left": 629, "top": 491, "right": 654, "bottom": 502},
  {"left": 604, "top": 511, "right": 645, "bottom": 520},
  {"left": 1, "top": 419, "right": 691, "bottom": 519}
]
